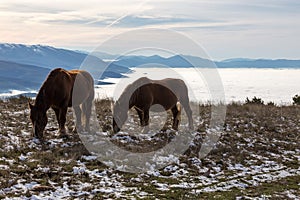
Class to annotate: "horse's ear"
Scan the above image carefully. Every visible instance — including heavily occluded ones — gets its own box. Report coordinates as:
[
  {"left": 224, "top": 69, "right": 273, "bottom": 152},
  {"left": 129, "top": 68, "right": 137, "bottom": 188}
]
[{"left": 28, "top": 101, "right": 33, "bottom": 109}]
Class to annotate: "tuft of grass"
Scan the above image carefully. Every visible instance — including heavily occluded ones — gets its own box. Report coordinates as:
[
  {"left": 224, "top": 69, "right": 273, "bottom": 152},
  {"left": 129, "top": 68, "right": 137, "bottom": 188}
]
[
  {"left": 245, "top": 96, "right": 264, "bottom": 105},
  {"left": 292, "top": 94, "right": 300, "bottom": 105}
]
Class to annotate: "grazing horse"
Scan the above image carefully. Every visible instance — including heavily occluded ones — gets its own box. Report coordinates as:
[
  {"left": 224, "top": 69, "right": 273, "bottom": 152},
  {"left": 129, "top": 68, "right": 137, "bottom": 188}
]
[
  {"left": 113, "top": 77, "right": 193, "bottom": 133},
  {"left": 29, "top": 68, "right": 94, "bottom": 140}
]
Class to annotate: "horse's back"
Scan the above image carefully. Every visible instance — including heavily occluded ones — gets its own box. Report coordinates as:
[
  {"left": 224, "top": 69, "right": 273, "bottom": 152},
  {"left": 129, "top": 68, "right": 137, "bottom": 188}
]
[
  {"left": 133, "top": 77, "right": 188, "bottom": 100},
  {"left": 159, "top": 78, "right": 186, "bottom": 89},
  {"left": 155, "top": 78, "right": 188, "bottom": 100},
  {"left": 134, "top": 77, "right": 185, "bottom": 89},
  {"left": 44, "top": 68, "right": 94, "bottom": 107},
  {"left": 149, "top": 83, "right": 178, "bottom": 106}
]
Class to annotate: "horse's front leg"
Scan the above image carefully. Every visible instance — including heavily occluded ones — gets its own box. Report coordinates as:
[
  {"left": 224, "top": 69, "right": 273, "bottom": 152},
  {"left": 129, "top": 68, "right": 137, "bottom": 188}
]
[
  {"left": 142, "top": 109, "right": 150, "bottom": 134},
  {"left": 73, "top": 105, "right": 83, "bottom": 133},
  {"left": 58, "top": 106, "right": 68, "bottom": 137},
  {"left": 53, "top": 107, "right": 60, "bottom": 125},
  {"left": 53, "top": 107, "right": 66, "bottom": 135},
  {"left": 82, "top": 98, "right": 93, "bottom": 133},
  {"left": 182, "top": 100, "right": 193, "bottom": 130}
]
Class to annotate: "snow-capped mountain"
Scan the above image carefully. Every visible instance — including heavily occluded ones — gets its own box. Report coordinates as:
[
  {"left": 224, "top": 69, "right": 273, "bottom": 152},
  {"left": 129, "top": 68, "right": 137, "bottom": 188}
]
[
  {"left": 0, "top": 43, "right": 130, "bottom": 72},
  {"left": 0, "top": 43, "right": 130, "bottom": 94},
  {"left": 1, "top": 43, "right": 300, "bottom": 95},
  {"left": 0, "top": 43, "right": 86, "bottom": 69}
]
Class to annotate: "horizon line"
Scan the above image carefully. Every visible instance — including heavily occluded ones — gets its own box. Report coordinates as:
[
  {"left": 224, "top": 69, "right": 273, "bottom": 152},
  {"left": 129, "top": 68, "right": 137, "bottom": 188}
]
[{"left": 1, "top": 42, "right": 300, "bottom": 62}]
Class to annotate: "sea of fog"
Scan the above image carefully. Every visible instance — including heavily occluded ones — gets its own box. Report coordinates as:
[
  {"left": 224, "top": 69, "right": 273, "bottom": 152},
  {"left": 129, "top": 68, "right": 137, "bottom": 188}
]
[
  {"left": 1, "top": 68, "right": 299, "bottom": 104},
  {"left": 95, "top": 68, "right": 300, "bottom": 105}
]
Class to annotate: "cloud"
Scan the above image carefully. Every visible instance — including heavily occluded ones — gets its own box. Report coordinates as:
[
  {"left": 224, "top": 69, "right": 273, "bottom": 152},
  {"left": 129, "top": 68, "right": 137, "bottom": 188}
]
[
  {"left": 172, "top": 22, "right": 255, "bottom": 32},
  {"left": 0, "top": 0, "right": 299, "bottom": 59},
  {"left": 17, "top": 10, "right": 224, "bottom": 30},
  {"left": 112, "top": 15, "right": 196, "bottom": 27}
]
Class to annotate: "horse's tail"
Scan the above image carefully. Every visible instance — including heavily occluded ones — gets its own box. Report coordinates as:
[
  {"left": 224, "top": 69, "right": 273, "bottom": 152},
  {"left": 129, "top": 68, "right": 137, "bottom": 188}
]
[
  {"left": 176, "top": 80, "right": 193, "bottom": 130},
  {"left": 176, "top": 101, "right": 181, "bottom": 112}
]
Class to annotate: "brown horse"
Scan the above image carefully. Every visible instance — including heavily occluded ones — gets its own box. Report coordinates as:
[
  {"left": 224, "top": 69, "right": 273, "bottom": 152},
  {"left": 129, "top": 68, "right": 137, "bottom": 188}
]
[
  {"left": 113, "top": 77, "right": 193, "bottom": 133},
  {"left": 29, "top": 68, "right": 94, "bottom": 140}
]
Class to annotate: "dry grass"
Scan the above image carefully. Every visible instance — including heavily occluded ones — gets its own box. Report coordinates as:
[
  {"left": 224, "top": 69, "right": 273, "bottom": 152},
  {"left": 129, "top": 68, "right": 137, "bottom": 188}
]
[{"left": 0, "top": 96, "right": 299, "bottom": 199}]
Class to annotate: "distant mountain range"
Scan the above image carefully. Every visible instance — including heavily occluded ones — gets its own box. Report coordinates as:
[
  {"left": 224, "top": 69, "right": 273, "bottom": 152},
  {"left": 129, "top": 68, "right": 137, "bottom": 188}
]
[
  {"left": 0, "top": 43, "right": 130, "bottom": 93},
  {"left": 216, "top": 58, "right": 300, "bottom": 68},
  {"left": 0, "top": 43, "right": 299, "bottom": 94},
  {"left": 110, "top": 54, "right": 300, "bottom": 69}
]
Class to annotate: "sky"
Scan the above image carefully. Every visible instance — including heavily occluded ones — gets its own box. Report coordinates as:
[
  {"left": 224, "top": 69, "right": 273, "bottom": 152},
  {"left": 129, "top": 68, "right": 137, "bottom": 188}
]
[{"left": 0, "top": 0, "right": 299, "bottom": 60}]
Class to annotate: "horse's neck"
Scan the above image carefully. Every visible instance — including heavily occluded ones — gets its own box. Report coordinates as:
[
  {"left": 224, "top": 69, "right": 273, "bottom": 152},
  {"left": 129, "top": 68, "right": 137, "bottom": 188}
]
[
  {"left": 128, "top": 96, "right": 134, "bottom": 109},
  {"left": 119, "top": 83, "right": 141, "bottom": 109},
  {"left": 35, "top": 87, "right": 50, "bottom": 111},
  {"left": 128, "top": 88, "right": 139, "bottom": 108}
]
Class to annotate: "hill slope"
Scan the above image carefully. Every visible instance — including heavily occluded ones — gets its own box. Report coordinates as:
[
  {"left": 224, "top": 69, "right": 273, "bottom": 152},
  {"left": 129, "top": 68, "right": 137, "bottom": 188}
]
[
  {"left": 0, "top": 43, "right": 130, "bottom": 75},
  {"left": 0, "top": 43, "right": 86, "bottom": 69},
  {"left": 0, "top": 60, "right": 50, "bottom": 93},
  {"left": 0, "top": 44, "right": 131, "bottom": 93}
]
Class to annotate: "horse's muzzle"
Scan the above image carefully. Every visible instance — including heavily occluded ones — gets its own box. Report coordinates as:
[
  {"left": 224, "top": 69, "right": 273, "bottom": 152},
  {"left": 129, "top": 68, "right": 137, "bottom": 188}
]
[
  {"left": 113, "top": 125, "right": 121, "bottom": 133},
  {"left": 112, "top": 119, "right": 120, "bottom": 133}
]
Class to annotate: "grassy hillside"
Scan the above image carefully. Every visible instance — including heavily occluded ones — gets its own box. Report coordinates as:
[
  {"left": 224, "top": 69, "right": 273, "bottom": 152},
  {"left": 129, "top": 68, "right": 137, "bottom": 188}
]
[{"left": 0, "top": 97, "right": 299, "bottom": 199}]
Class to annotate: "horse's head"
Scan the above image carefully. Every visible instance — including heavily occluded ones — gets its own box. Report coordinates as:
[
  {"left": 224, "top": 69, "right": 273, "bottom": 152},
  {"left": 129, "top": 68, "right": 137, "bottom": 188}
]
[
  {"left": 29, "top": 102, "right": 48, "bottom": 139},
  {"left": 112, "top": 100, "right": 128, "bottom": 133}
]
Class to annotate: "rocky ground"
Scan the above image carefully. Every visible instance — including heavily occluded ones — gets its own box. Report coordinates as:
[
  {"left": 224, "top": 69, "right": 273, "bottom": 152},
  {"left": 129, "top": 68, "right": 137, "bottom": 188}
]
[{"left": 0, "top": 96, "right": 299, "bottom": 199}]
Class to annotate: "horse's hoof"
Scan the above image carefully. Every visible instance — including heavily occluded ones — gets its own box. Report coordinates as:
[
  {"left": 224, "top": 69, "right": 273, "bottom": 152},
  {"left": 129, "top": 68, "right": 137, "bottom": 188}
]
[
  {"left": 189, "top": 125, "right": 194, "bottom": 131},
  {"left": 33, "top": 137, "right": 42, "bottom": 144},
  {"left": 74, "top": 126, "right": 84, "bottom": 133},
  {"left": 142, "top": 126, "right": 150, "bottom": 134},
  {"left": 160, "top": 128, "right": 167, "bottom": 132},
  {"left": 59, "top": 134, "right": 69, "bottom": 139},
  {"left": 58, "top": 129, "right": 67, "bottom": 138},
  {"left": 72, "top": 127, "right": 78, "bottom": 133}
]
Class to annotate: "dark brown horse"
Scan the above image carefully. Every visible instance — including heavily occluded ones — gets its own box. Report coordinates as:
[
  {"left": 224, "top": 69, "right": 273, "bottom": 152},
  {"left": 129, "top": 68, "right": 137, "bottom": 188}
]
[
  {"left": 29, "top": 68, "right": 94, "bottom": 140},
  {"left": 113, "top": 77, "right": 193, "bottom": 133}
]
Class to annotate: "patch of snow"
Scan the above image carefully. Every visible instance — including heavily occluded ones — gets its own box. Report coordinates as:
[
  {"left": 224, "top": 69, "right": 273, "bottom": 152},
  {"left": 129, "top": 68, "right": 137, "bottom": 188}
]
[
  {"left": 81, "top": 155, "right": 98, "bottom": 161},
  {"left": 19, "top": 154, "right": 27, "bottom": 161},
  {"left": 154, "top": 182, "right": 170, "bottom": 191},
  {"left": 36, "top": 167, "right": 50, "bottom": 173}
]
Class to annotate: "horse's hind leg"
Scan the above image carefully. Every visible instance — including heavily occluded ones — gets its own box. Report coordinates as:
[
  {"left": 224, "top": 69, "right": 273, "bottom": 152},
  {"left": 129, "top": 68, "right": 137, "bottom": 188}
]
[
  {"left": 83, "top": 91, "right": 94, "bottom": 132},
  {"left": 53, "top": 107, "right": 67, "bottom": 136},
  {"left": 171, "top": 103, "right": 181, "bottom": 130},
  {"left": 82, "top": 101, "right": 92, "bottom": 132},
  {"left": 73, "top": 105, "right": 83, "bottom": 133},
  {"left": 181, "top": 100, "right": 194, "bottom": 130}
]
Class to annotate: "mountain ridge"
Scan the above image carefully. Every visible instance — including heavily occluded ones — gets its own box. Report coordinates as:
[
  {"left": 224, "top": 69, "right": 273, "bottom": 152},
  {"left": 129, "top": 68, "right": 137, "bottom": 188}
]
[
  {"left": 0, "top": 43, "right": 131, "bottom": 94},
  {"left": 2, "top": 43, "right": 299, "bottom": 69},
  {"left": 0, "top": 43, "right": 131, "bottom": 74},
  {"left": 1, "top": 43, "right": 300, "bottom": 95},
  {"left": 0, "top": 60, "right": 50, "bottom": 93},
  {"left": 110, "top": 53, "right": 300, "bottom": 68}
]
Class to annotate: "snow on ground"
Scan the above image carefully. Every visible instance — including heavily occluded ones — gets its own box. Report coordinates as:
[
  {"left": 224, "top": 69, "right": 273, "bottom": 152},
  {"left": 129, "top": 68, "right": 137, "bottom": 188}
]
[{"left": 0, "top": 98, "right": 299, "bottom": 199}]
